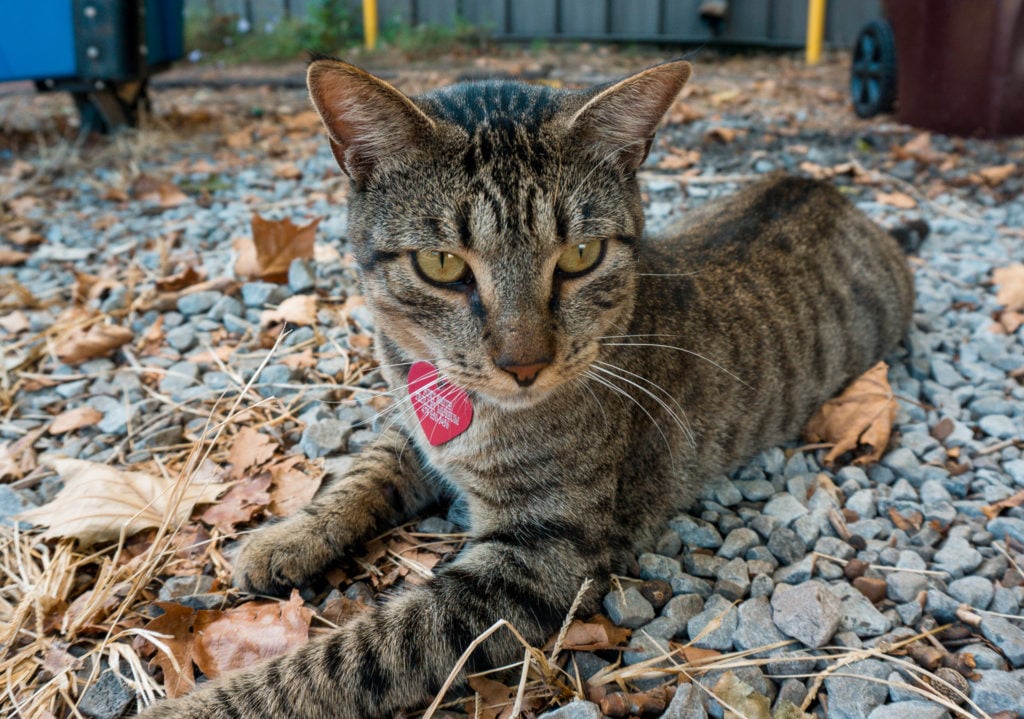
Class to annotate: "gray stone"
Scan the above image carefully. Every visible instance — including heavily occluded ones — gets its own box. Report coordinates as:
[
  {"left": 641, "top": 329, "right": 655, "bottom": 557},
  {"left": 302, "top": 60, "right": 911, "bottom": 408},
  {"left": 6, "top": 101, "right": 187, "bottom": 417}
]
[
  {"left": 288, "top": 258, "right": 317, "bottom": 293},
  {"left": 638, "top": 552, "right": 682, "bottom": 582},
  {"left": 1004, "top": 458, "right": 1024, "bottom": 486},
  {"left": 603, "top": 587, "right": 655, "bottom": 629},
  {"left": 164, "top": 324, "right": 197, "bottom": 352},
  {"left": 683, "top": 552, "right": 726, "bottom": 578},
  {"left": 823, "top": 659, "right": 890, "bottom": 719},
  {"left": 882, "top": 448, "right": 926, "bottom": 485},
  {"left": 979, "top": 414, "right": 1019, "bottom": 439},
  {"left": 867, "top": 701, "right": 949, "bottom": 719},
  {"left": 834, "top": 586, "right": 893, "bottom": 638},
  {"left": 569, "top": 652, "right": 609, "bottom": 682},
  {"left": 1, "top": 484, "right": 35, "bottom": 528},
  {"left": 750, "top": 573, "right": 774, "bottom": 598},
  {"left": 932, "top": 535, "right": 983, "bottom": 577},
  {"left": 240, "top": 281, "right": 288, "bottom": 307},
  {"left": 208, "top": 295, "right": 243, "bottom": 321},
  {"left": 661, "top": 682, "right": 707, "bottom": 719},
  {"left": 886, "top": 571, "right": 928, "bottom": 603},
  {"left": 963, "top": 645, "right": 1007, "bottom": 671},
  {"left": 713, "top": 558, "right": 750, "bottom": 601},
  {"left": 622, "top": 632, "right": 670, "bottom": 666},
  {"left": 733, "top": 596, "right": 804, "bottom": 674},
  {"left": 775, "top": 679, "right": 807, "bottom": 712},
  {"left": 969, "top": 670, "right": 1024, "bottom": 714},
  {"left": 668, "top": 515, "right": 723, "bottom": 549},
  {"left": 78, "top": 669, "right": 135, "bottom": 719},
  {"left": 979, "top": 616, "right": 1024, "bottom": 667},
  {"left": 991, "top": 586, "right": 1020, "bottom": 615},
  {"left": 222, "top": 313, "right": 251, "bottom": 334},
  {"left": 895, "top": 601, "right": 922, "bottom": 626},
  {"left": 176, "top": 290, "right": 222, "bottom": 316},
  {"left": 762, "top": 493, "right": 808, "bottom": 526},
  {"left": 539, "top": 700, "right": 602, "bottom": 719},
  {"left": 159, "top": 360, "right": 201, "bottom": 397},
  {"left": 686, "top": 595, "right": 738, "bottom": 650},
  {"left": 719, "top": 527, "right": 760, "bottom": 559},
  {"left": 767, "top": 526, "right": 806, "bottom": 565},
  {"left": 924, "top": 590, "right": 961, "bottom": 623},
  {"left": 670, "top": 573, "right": 713, "bottom": 598},
  {"left": 299, "top": 418, "right": 352, "bottom": 458},
  {"left": 771, "top": 581, "right": 841, "bottom": 648},
  {"left": 947, "top": 576, "right": 994, "bottom": 610},
  {"left": 662, "top": 594, "right": 703, "bottom": 635},
  {"left": 637, "top": 616, "right": 678, "bottom": 640},
  {"left": 774, "top": 554, "right": 815, "bottom": 585},
  {"left": 846, "top": 489, "right": 877, "bottom": 519},
  {"left": 989, "top": 516, "right": 1024, "bottom": 544},
  {"left": 736, "top": 479, "right": 775, "bottom": 501}
]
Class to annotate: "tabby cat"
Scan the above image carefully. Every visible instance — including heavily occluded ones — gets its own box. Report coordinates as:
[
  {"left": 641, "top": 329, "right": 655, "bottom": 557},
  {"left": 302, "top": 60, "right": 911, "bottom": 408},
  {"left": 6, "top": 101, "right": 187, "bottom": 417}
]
[{"left": 142, "top": 58, "right": 914, "bottom": 717}]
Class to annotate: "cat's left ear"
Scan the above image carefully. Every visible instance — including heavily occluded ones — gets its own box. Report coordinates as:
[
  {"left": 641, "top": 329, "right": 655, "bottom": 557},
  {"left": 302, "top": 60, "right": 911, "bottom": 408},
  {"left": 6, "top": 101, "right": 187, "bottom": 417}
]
[{"left": 569, "top": 60, "right": 691, "bottom": 171}]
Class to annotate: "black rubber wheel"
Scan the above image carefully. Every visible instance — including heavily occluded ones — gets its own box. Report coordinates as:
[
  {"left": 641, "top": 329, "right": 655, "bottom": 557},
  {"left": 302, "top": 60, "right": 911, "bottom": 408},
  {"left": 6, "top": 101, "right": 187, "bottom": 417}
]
[{"left": 851, "top": 19, "right": 897, "bottom": 118}]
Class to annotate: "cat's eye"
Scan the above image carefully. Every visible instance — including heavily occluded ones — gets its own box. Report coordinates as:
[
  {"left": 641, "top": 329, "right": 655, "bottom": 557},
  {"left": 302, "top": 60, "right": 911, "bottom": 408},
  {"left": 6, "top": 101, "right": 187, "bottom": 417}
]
[
  {"left": 556, "top": 240, "right": 605, "bottom": 277},
  {"left": 413, "top": 249, "right": 473, "bottom": 286}
]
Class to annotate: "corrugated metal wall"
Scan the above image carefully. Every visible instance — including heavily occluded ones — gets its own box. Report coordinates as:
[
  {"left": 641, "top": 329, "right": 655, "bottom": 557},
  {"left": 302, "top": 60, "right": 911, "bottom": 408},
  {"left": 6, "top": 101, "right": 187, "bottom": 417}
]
[{"left": 187, "top": 0, "right": 881, "bottom": 49}]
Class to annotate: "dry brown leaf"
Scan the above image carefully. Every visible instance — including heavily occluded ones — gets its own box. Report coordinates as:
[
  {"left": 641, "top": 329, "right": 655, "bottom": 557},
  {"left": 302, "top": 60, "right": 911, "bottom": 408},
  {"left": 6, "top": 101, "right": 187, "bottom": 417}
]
[
  {"left": 704, "top": 126, "right": 738, "bottom": 143},
  {"left": 657, "top": 148, "right": 700, "bottom": 170},
  {"left": 8, "top": 225, "right": 44, "bottom": 247},
  {"left": 281, "top": 111, "right": 322, "bottom": 131},
  {"left": 0, "top": 249, "right": 30, "bottom": 266},
  {"left": 273, "top": 162, "right": 303, "bottom": 180},
  {"left": 0, "top": 310, "right": 30, "bottom": 334},
  {"left": 893, "top": 132, "right": 944, "bottom": 164},
  {"left": 56, "top": 323, "right": 133, "bottom": 365},
  {"left": 48, "top": 406, "right": 103, "bottom": 435},
  {"left": 992, "top": 310, "right": 1024, "bottom": 334},
  {"left": 235, "top": 214, "right": 320, "bottom": 283},
  {"left": 876, "top": 191, "right": 917, "bottom": 209},
  {"left": 155, "top": 265, "right": 204, "bottom": 292},
  {"left": 803, "top": 361, "right": 897, "bottom": 466},
  {"left": 16, "top": 458, "right": 225, "bottom": 546},
  {"left": 192, "top": 591, "right": 313, "bottom": 680},
  {"left": 268, "top": 456, "right": 323, "bottom": 516},
  {"left": 320, "top": 593, "right": 371, "bottom": 625},
  {"left": 467, "top": 676, "right": 518, "bottom": 719},
  {"left": 981, "top": 489, "right": 1024, "bottom": 520},
  {"left": 199, "top": 472, "right": 272, "bottom": 532},
  {"left": 0, "top": 443, "right": 17, "bottom": 481},
  {"left": 140, "top": 602, "right": 200, "bottom": 698},
  {"left": 228, "top": 427, "right": 277, "bottom": 479},
  {"left": 552, "top": 615, "right": 632, "bottom": 651},
  {"left": 993, "top": 264, "right": 1024, "bottom": 311},
  {"left": 680, "top": 645, "right": 722, "bottom": 663},
  {"left": 978, "top": 163, "right": 1017, "bottom": 186},
  {"left": 131, "top": 175, "right": 188, "bottom": 208},
  {"left": 712, "top": 671, "right": 771, "bottom": 719},
  {"left": 279, "top": 348, "right": 316, "bottom": 370},
  {"left": 226, "top": 128, "right": 253, "bottom": 148},
  {"left": 261, "top": 295, "right": 317, "bottom": 327}
]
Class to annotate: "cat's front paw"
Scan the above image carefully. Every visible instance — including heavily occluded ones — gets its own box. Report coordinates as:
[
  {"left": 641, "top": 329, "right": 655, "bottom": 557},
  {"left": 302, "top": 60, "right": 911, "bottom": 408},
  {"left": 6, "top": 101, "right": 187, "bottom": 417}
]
[{"left": 232, "top": 519, "right": 337, "bottom": 596}]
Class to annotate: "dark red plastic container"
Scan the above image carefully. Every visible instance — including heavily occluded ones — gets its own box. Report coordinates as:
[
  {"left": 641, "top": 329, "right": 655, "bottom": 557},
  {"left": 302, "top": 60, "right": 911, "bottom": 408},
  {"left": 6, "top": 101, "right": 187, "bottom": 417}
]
[{"left": 886, "top": 0, "right": 1024, "bottom": 137}]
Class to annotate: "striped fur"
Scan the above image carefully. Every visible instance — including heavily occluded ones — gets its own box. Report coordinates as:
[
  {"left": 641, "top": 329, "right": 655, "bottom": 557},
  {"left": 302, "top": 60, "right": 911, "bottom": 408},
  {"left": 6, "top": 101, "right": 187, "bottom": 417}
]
[{"left": 140, "top": 60, "right": 913, "bottom": 718}]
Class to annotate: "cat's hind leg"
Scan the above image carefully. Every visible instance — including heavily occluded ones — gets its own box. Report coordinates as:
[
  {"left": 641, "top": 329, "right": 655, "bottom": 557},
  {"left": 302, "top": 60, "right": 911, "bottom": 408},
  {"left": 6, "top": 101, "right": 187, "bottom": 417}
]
[{"left": 233, "top": 428, "right": 439, "bottom": 596}]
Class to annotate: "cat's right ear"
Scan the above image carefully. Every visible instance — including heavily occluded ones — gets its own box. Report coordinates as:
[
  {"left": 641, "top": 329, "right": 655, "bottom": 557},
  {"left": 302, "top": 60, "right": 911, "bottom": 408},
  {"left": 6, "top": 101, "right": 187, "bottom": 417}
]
[{"left": 307, "top": 59, "right": 435, "bottom": 182}]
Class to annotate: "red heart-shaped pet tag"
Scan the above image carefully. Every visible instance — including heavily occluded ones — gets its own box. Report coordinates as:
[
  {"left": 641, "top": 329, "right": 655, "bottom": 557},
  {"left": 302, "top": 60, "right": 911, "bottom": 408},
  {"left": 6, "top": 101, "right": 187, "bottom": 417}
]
[{"left": 408, "top": 361, "right": 474, "bottom": 446}]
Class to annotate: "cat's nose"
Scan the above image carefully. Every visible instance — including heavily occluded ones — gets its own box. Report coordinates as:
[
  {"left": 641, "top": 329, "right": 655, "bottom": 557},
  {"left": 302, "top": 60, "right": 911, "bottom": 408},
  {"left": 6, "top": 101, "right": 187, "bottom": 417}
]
[{"left": 496, "top": 359, "right": 550, "bottom": 387}]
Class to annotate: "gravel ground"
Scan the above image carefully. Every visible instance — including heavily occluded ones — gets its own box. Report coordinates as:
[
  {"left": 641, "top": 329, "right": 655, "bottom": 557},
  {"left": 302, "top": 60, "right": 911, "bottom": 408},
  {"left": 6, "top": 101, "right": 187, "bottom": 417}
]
[{"left": 2, "top": 49, "right": 1023, "bottom": 719}]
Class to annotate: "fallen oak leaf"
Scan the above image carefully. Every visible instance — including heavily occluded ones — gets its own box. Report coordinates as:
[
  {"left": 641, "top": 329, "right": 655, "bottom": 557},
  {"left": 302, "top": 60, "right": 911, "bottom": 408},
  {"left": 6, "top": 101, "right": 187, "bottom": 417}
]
[
  {"left": 227, "top": 427, "right": 277, "bottom": 479},
  {"left": 199, "top": 471, "right": 272, "bottom": 532},
  {"left": 260, "top": 294, "right": 317, "bottom": 327},
  {"left": 235, "top": 213, "right": 320, "bottom": 283},
  {"left": 131, "top": 174, "right": 188, "bottom": 208},
  {"left": 48, "top": 406, "right": 103, "bottom": 434},
  {"left": 993, "top": 263, "right": 1024, "bottom": 311},
  {"left": 466, "top": 676, "right": 519, "bottom": 719},
  {"left": 192, "top": 590, "right": 313, "bottom": 680},
  {"left": 138, "top": 602, "right": 200, "bottom": 698},
  {"left": 267, "top": 456, "right": 323, "bottom": 517},
  {"left": 16, "top": 457, "right": 225, "bottom": 546},
  {"left": 55, "top": 323, "right": 133, "bottom": 365},
  {"left": 0, "top": 310, "right": 30, "bottom": 334},
  {"left": 803, "top": 361, "right": 897, "bottom": 466},
  {"left": 0, "top": 249, "right": 30, "bottom": 266},
  {"left": 977, "top": 163, "right": 1017, "bottom": 187},
  {"left": 876, "top": 191, "right": 917, "bottom": 209},
  {"left": 548, "top": 614, "right": 631, "bottom": 652},
  {"left": 981, "top": 489, "right": 1024, "bottom": 520},
  {"left": 155, "top": 265, "right": 204, "bottom": 292}
]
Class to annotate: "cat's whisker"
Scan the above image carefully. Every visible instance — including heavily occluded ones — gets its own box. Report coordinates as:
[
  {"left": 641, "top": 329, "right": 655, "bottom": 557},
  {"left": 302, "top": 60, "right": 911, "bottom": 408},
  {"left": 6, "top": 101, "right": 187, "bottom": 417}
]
[
  {"left": 591, "top": 362, "right": 696, "bottom": 450},
  {"left": 582, "top": 369, "right": 676, "bottom": 464},
  {"left": 600, "top": 341, "right": 753, "bottom": 390}
]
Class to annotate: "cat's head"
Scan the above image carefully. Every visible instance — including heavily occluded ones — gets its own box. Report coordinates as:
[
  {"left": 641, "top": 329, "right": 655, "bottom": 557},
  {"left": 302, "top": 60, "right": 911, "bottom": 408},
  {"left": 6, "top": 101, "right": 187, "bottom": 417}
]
[{"left": 308, "top": 59, "right": 690, "bottom": 407}]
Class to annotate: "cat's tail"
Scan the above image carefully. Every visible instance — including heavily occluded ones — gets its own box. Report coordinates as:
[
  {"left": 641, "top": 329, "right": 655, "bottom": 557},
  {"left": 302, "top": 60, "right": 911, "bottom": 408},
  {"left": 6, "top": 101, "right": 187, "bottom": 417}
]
[{"left": 888, "top": 219, "right": 930, "bottom": 254}]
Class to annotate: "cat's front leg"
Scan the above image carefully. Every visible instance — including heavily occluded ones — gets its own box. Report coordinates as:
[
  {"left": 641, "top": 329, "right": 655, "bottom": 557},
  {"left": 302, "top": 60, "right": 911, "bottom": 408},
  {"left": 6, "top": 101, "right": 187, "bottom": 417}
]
[
  {"left": 233, "top": 427, "right": 438, "bottom": 596},
  {"left": 140, "top": 519, "right": 612, "bottom": 718}
]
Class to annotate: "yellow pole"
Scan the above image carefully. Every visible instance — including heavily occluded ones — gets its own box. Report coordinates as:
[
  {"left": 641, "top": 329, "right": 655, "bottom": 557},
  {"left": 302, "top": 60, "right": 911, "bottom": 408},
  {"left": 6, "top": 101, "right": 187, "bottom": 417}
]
[
  {"left": 363, "top": 0, "right": 378, "bottom": 50},
  {"left": 805, "top": 0, "right": 826, "bottom": 65}
]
